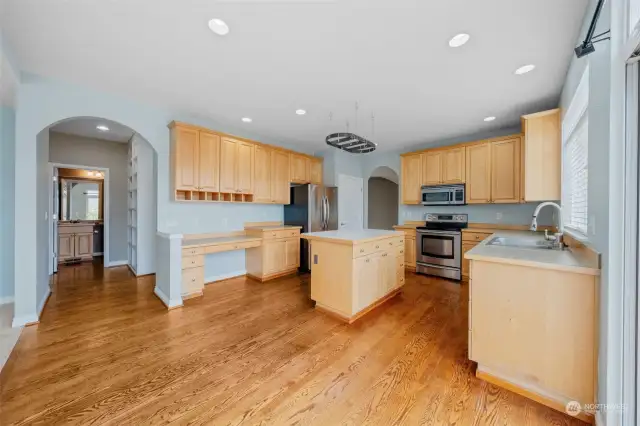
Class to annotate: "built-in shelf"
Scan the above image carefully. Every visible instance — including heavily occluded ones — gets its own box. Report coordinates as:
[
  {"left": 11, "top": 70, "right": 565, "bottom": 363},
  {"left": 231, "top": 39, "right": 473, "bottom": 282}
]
[{"left": 127, "top": 140, "right": 138, "bottom": 274}]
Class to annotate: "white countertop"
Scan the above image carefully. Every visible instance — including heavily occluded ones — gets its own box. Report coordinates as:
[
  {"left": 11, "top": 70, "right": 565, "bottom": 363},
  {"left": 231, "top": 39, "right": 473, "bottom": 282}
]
[
  {"left": 182, "top": 235, "right": 262, "bottom": 248},
  {"left": 465, "top": 230, "right": 600, "bottom": 275},
  {"left": 302, "top": 229, "right": 404, "bottom": 244}
]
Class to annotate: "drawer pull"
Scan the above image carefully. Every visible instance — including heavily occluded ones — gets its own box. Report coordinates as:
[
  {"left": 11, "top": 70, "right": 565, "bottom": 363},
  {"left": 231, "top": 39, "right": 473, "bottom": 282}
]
[
  {"left": 400, "top": 250, "right": 404, "bottom": 254},
  {"left": 366, "top": 259, "right": 370, "bottom": 263},
  {"left": 191, "top": 278, "right": 196, "bottom": 282},
  {"left": 360, "top": 248, "right": 365, "bottom": 253},
  {"left": 272, "top": 233, "right": 276, "bottom": 236},
  {"left": 234, "top": 246, "right": 238, "bottom": 249},
  {"left": 383, "top": 253, "right": 387, "bottom": 257},
  {"left": 389, "top": 242, "right": 393, "bottom": 245},
  {"left": 400, "top": 240, "right": 404, "bottom": 243},
  {"left": 375, "top": 245, "right": 379, "bottom": 249},
  {"left": 191, "top": 260, "right": 196, "bottom": 264}
]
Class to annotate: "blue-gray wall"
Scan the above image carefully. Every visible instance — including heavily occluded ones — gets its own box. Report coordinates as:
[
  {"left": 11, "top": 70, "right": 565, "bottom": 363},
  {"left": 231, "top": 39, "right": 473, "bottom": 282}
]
[{"left": 0, "top": 106, "right": 15, "bottom": 303}]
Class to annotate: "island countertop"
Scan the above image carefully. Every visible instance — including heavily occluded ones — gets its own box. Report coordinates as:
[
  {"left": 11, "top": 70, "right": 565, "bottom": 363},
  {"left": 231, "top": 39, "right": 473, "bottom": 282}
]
[
  {"left": 302, "top": 229, "right": 404, "bottom": 245},
  {"left": 465, "top": 230, "right": 600, "bottom": 276}
]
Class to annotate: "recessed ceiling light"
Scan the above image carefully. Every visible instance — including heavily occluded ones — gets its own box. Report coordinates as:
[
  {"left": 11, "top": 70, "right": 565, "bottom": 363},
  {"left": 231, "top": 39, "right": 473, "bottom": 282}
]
[
  {"left": 208, "top": 18, "right": 230, "bottom": 36},
  {"left": 242, "top": 117, "right": 252, "bottom": 123},
  {"left": 296, "top": 109, "right": 307, "bottom": 115},
  {"left": 515, "top": 64, "right": 536, "bottom": 75},
  {"left": 448, "top": 33, "right": 470, "bottom": 48},
  {"left": 96, "top": 125, "right": 109, "bottom": 131},
  {"left": 484, "top": 116, "right": 496, "bottom": 122}
]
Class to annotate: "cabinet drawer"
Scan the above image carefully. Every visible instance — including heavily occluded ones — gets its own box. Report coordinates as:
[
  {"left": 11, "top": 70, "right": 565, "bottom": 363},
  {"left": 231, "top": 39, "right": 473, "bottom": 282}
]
[
  {"left": 462, "top": 232, "right": 493, "bottom": 243},
  {"left": 182, "top": 267, "right": 204, "bottom": 295},
  {"left": 353, "top": 240, "right": 387, "bottom": 258},
  {"left": 396, "top": 255, "right": 405, "bottom": 271},
  {"left": 397, "top": 271, "right": 406, "bottom": 287},
  {"left": 59, "top": 225, "right": 94, "bottom": 235},
  {"left": 182, "top": 255, "right": 204, "bottom": 270},
  {"left": 182, "top": 247, "right": 204, "bottom": 257},
  {"left": 264, "top": 229, "right": 300, "bottom": 240},
  {"left": 204, "top": 240, "right": 262, "bottom": 254}
]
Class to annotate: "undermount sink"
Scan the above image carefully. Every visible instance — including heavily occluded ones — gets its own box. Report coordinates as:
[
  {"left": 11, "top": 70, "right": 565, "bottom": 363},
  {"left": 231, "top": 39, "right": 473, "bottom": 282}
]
[{"left": 487, "top": 236, "right": 558, "bottom": 250}]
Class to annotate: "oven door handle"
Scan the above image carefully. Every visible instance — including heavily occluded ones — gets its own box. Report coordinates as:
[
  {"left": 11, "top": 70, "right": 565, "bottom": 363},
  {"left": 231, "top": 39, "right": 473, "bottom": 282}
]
[{"left": 417, "top": 229, "right": 461, "bottom": 236}]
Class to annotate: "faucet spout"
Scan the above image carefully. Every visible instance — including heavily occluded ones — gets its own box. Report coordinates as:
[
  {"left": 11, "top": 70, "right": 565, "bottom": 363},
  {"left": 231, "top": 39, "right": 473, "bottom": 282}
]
[{"left": 531, "top": 201, "right": 564, "bottom": 237}]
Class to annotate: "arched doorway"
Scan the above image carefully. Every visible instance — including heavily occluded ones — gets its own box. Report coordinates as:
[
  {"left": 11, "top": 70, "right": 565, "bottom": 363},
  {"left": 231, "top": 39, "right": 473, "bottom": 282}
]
[{"left": 367, "top": 166, "right": 399, "bottom": 230}]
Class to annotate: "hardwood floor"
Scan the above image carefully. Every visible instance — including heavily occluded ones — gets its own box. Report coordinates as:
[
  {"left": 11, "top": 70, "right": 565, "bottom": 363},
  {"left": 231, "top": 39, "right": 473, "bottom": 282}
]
[{"left": 0, "top": 262, "right": 585, "bottom": 425}]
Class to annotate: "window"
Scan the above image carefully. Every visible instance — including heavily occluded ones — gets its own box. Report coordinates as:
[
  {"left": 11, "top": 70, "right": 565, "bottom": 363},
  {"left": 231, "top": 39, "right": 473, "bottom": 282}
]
[{"left": 562, "top": 65, "right": 589, "bottom": 236}]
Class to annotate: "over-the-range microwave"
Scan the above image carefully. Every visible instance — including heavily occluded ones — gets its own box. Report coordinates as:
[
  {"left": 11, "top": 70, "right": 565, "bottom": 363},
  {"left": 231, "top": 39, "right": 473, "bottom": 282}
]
[{"left": 421, "top": 184, "right": 466, "bottom": 206}]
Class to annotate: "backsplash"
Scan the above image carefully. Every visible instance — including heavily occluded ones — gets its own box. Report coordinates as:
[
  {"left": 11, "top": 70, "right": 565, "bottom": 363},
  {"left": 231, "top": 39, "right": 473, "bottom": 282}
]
[{"left": 400, "top": 203, "right": 556, "bottom": 226}]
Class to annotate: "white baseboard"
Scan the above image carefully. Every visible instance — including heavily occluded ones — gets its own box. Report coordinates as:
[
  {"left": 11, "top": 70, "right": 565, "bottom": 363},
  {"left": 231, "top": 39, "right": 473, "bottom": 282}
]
[
  {"left": 106, "top": 260, "right": 129, "bottom": 268},
  {"left": 0, "top": 296, "right": 15, "bottom": 305},
  {"left": 12, "top": 314, "right": 35, "bottom": 328},
  {"left": 37, "top": 288, "right": 51, "bottom": 317},
  {"left": 154, "top": 286, "right": 182, "bottom": 309},
  {"left": 205, "top": 270, "right": 247, "bottom": 285}
]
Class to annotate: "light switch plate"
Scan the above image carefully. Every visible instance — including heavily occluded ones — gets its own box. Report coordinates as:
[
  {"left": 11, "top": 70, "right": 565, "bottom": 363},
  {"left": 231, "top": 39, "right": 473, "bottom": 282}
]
[
  {"left": 314, "top": 254, "right": 318, "bottom": 264},
  {"left": 496, "top": 212, "right": 502, "bottom": 221}
]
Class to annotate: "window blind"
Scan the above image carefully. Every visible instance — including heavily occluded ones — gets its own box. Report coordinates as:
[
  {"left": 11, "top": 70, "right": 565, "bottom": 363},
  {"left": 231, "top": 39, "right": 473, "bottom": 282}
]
[{"left": 562, "top": 113, "right": 589, "bottom": 235}]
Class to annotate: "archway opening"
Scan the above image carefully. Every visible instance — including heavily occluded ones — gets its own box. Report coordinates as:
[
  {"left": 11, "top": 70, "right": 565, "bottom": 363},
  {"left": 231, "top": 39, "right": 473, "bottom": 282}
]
[{"left": 367, "top": 166, "right": 399, "bottom": 230}]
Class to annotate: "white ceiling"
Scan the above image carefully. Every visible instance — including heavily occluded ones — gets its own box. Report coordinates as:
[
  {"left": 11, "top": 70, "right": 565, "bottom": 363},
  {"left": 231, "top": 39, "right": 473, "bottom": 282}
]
[
  {"left": 1, "top": 0, "right": 588, "bottom": 152},
  {"left": 51, "top": 117, "right": 135, "bottom": 143}
]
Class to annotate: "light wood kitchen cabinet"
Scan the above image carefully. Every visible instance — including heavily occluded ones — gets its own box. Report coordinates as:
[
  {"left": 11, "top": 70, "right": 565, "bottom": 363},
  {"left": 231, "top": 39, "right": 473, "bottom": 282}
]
[
  {"left": 404, "top": 235, "right": 416, "bottom": 269},
  {"left": 441, "top": 147, "right": 465, "bottom": 183},
  {"left": 245, "top": 227, "right": 301, "bottom": 281},
  {"left": 285, "top": 238, "right": 300, "bottom": 270},
  {"left": 58, "top": 234, "right": 74, "bottom": 260},
  {"left": 237, "top": 141, "right": 255, "bottom": 194},
  {"left": 421, "top": 151, "right": 442, "bottom": 185},
  {"left": 253, "top": 145, "right": 272, "bottom": 203},
  {"left": 401, "top": 154, "right": 422, "bottom": 204},
  {"left": 198, "top": 132, "right": 220, "bottom": 192},
  {"left": 264, "top": 240, "right": 286, "bottom": 274},
  {"left": 271, "top": 150, "right": 291, "bottom": 204},
  {"left": 219, "top": 137, "right": 237, "bottom": 193},
  {"left": 220, "top": 138, "right": 255, "bottom": 195},
  {"left": 309, "top": 158, "right": 323, "bottom": 185},
  {"left": 521, "top": 109, "right": 561, "bottom": 202},
  {"left": 355, "top": 252, "right": 382, "bottom": 311},
  {"left": 290, "top": 154, "right": 309, "bottom": 183},
  {"left": 172, "top": 126, "right": 200, "bottom": 192},
  {"left": 461, "top": 242, "right": 475, "bottom": 279},
  {"left": 58, "top": 223, "right": 94, "bottom": 263},
  {"left": 465, "top": 143, "right": 492, "bottom": 204},
  {"left": 490, "top": 138, "right": 521, "bottom": 203}
]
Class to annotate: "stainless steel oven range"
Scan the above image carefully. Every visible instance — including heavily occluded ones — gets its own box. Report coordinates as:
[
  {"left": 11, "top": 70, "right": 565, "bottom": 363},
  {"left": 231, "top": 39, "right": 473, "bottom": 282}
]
[{"left": 416, "top": 213, "right": 468, "bottom": 281}]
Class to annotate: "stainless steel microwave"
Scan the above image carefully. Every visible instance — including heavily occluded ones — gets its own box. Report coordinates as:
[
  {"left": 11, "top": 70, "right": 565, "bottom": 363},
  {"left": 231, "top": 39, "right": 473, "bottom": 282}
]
[{"left": 421, "top": 184, "right": 466, "bottom": 206}]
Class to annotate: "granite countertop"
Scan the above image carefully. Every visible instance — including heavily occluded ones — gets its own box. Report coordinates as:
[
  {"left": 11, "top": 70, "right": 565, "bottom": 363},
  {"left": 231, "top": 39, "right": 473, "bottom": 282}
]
[
  {"left": 182, "top": 235, "right": 262, "bottom": 248},
  {"left": 302, "top": 229, "right": 404, "bottom": 244},
  {"left": 465, "top": 230, "right": 600, "bottom": 276}
]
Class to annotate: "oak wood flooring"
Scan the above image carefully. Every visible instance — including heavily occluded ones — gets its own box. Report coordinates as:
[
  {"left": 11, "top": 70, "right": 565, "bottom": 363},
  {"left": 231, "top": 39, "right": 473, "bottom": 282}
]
[{"left": 0, "top": 262, "right": 586, "bottom": 425}]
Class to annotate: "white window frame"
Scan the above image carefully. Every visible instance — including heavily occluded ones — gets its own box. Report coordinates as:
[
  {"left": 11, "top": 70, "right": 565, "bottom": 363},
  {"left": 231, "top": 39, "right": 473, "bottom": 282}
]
[{"left": 561, "top": 64, "right": 590, "bottom": 240}]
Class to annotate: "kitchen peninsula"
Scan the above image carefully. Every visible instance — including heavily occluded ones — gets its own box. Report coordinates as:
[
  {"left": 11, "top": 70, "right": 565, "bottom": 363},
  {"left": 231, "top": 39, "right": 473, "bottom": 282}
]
[{"left": 302, "top": 229, "right": 405, "bottom": 323}]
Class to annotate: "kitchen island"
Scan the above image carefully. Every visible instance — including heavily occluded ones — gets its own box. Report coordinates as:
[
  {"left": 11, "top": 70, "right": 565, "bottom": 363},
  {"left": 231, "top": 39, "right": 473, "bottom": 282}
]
[{"left": 302, "top": 229, "right": 405, "bottom": 323}]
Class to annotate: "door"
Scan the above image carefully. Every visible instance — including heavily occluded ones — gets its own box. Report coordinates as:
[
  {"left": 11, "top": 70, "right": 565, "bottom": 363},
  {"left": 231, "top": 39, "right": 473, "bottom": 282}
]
[
  {"left": 270, "top": 150, "right": 290, "bottom": 204},
  {"left": 309, "top": 159, "right": 322, "bottom": 185},
  {"left": 254, "top": 145, "right": 271, "bottom": 203},
  {"left": 401, "top": 154, "right": 421, "bottom": 204},
  {"left": 337, "top": 174, "right": 363, "bottom": 230},
  {"left": 417, "top": 230, "right": 461, "bottom": 269},
  {"left": 220, "top": 138, "right": 237, "bottom": 193},
  {"left": 465, "top": 143, "right": 492, "bottom": 204},
  {"left": 491, "top": 138, "right": 521, "bottom": 203},
  {"left": 355, "top": 253, "right": 380, "bottom": 311},
  {"left": 442, "top": 147, "right": 466, "bottom": 183},
  {"left": 236, "top": 141, "right": 254, "bottom": 194},
  {"left": 381, "top": 251, "right": 396, "bottom": 294},
  {"left": 421, "top": 151, "right": 442, "bottom": 185},
  {"left": 405, "top": 237, "right": 416, "bottom": 267},
  {"left": 58, "top": 234, "right": 74, "bottom": 261},
  {"left": 264, "top": 240, "right": 286, "bottom": 274},
  {"left": 290, "top": 154, "right": 309, "bottom": 183},
  {"left": 285, "top": 238, "right": 299, "bottom": 270},
  {"left": 75, "top": 233, "right": 93, "bottom": 257},
  {"left": 175, "top": 127, "right": 199, "bottom": 191},
  {"left": 198, "top": 132, "right": 220, "bottom": 192}
]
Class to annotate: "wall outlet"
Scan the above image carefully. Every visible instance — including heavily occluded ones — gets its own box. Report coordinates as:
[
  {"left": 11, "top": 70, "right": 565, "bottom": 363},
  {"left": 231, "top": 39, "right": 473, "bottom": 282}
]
[{"left": 496, "top": 212, "right": 502, "bottom": 221}]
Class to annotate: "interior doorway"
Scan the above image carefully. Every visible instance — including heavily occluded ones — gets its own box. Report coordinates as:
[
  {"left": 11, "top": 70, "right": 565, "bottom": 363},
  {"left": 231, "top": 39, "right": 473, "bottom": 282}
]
[
  {"left": 337, "top": 174, "right": 364, "bottom": 231},
  {"left": 367, "top": 166, "right": 399, "bottom": 230}
]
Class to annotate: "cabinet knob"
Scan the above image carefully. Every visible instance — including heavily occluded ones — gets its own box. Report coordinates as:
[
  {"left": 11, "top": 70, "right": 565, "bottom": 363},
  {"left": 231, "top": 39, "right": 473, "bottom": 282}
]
[
  {"left": 389, "top": 242, "right": 392, "bottom": 246},
  {"left": 191, "top": 278, "right": 195, "bottom": 282},
  {"left": 272, "top": 233, "right": 276, "bottom": 236},
  {"left": 234, "top": 246, "right": 238, "bottom": 249},
  {"left": 366, "top": 259, "right": 370, "bottom": 263},
  {"left": 383, "top": 253, "right": 387, "bottom": 257},
  {"left": 400, "top": 250, "right": 404, "bottom": 254},
  {"left": 375, "top": 245, "right": 379, "bottom": 249},
  {"left": 360, "top": 248, "right": 364, "bottom": 253},
  {"left": 191, "top": 260, "right": 195, "bottom": 264}
]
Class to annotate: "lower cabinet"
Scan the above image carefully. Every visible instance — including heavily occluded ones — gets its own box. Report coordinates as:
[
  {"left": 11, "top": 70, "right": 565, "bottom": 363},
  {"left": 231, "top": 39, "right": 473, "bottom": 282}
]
[
  {"left": 58, "top": 224, "right": 94, "bottom": 263},
  {"left": 353, "top": 243, "right": 403, "bottom": 312},
  {"left": 181, "top": 265, "right": 204, "bottom": 298},
  {"left": 245, "top": 228, "right": 301, "bottom": 281}
]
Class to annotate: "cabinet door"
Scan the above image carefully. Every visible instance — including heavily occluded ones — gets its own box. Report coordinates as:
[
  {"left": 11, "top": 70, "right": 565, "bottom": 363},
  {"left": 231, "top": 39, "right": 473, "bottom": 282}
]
[
  {"left": 461, "top": 242, "right": 476, "bottom": 278},
  {"left": 421, "top": 151, "right": 442, "bottom": 185},
  {"left": 58, "top": 234, "right": 74, "bottom": 260},
  {"left": 381, "top": 251, "right": 396, "bottom": 294},
  {"left": 290, "top": 154, "right": 309, "bottom": 183},
  {"left": 522, "top": 110, "right": 561, "bottom": 202},
  {"left": 271, "top": 150, "right": 291, "bottom": 204},
  {"left": 264, "top": 240, "right": 286, "bottom": 274},
  {"left": 465, "top": 143, "right": 492, "bottom": 204},
  {"left": 442, "top": 147, "right": 466, "bottom": 184},
  {"left": 355, "top": 253, "right": 380, "bottom": 311},
  {"left": 75, "top": 233, "right": 93, "bottom": 257},
  {"left": 237, "top": 142, "right": 254, "bottom": 194},
  {"left": 285, "top": 238, "right": 299, "bottom": 270},
  {"left": 174, "top": 127, "right": 199, "bottom": 191},
  {"left": 405, "top": 237, "right": 416, "bottom": 267},
  {"left": 254, "top": 145, "right": 271, "bottom": 203},
  {"left": 491, "top": 138, "right": 521, "bottom": 203},
  {"left": 309, "top": 159, "right": 323, "bottom": 185},
  {"left": 220, "top": 138, "right": 237, "bottom": 193},
  {"left": 198, "top": 132, "right": 220, "bottom": 192},
  {"left": 401, "top": 154, "right": 422, "bottom": 204}
]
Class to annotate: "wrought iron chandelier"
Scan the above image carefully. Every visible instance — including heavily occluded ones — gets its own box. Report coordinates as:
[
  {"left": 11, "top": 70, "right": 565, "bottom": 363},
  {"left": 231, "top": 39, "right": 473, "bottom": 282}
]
[{"left": 325, "top": 103, "right": 377, "bottom": 154}]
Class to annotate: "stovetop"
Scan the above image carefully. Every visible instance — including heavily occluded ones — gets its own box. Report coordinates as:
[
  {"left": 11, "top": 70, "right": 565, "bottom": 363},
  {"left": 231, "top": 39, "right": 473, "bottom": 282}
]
[{"left": 416, "top": 213, "right": 468, "bottom": 231}]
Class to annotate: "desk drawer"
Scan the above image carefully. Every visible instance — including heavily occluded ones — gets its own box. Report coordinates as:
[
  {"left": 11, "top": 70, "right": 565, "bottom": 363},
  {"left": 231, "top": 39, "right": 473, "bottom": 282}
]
[
  {"left": 204, "top": 240, "right": 261, "bottom": 254},
  {"left": 182, "top": 267, "right": 204, "bottom": 295},
  {"left": 353, "top": 240, "right": 387, "bottom": 258},
  {"left": 263, "top": 229, "right": 300, "bottom": 240},
  {"left": 182, "top": 255, "right": 204, "bottom": 270},
  {"left": 182, "top": 247, "right": 204, "bottom": 257}
]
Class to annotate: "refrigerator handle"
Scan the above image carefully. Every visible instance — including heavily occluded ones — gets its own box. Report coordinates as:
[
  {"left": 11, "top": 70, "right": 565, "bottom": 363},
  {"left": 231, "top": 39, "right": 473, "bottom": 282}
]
[
  {"left": 322, "top": 196, "right": 328, "bottom": 230},
  {"left": 325, "top": 197, "right": 331, "bottom": 229}
]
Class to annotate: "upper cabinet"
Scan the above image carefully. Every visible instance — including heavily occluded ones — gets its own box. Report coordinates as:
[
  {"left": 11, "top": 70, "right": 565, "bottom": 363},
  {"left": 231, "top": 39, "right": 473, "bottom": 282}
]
[
  {"left": 401, "top": 154, "right": 422, "bottom": 204},
  {"left": 465, "top": 143, "right": 492, "bottom": 204},
  {"left": 521, "top": 109, "right": 561, "bottom": 202},
  {"left": 490, "top": 138, "right": 521, "bottom": 203},
  {"left": 421, "top": 151, "right": 442, "bottom": 186},
  {"left": 420, "top": 147, "right": 465, "bottom": 186},
  {"left": 169, "top": 122, "right": 322, "bottom": 204}
]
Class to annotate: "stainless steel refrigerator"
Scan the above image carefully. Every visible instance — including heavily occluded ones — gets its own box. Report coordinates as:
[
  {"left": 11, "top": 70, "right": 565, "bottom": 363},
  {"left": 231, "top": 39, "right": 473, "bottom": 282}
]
[{"left": 284, "top": 184, "right": 338, "bottom": 272}]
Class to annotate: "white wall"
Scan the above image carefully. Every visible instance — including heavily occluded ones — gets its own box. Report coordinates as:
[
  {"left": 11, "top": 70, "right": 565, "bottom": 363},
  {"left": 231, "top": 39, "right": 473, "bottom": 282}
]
[
  {"left": 0, "top": 106, "right": 15, "bottom": 304},
  {"left": 49, "top": 132, "right": 129, "bottom": 263},
  {"left": 367, "top": 177, "right": 399, "bottom": 230},
  {"left": 35, "top": 130, "right": 50, "bottom": 319},
  {"left": 559, "top": 0, "right": 611, "bottom": 410}
]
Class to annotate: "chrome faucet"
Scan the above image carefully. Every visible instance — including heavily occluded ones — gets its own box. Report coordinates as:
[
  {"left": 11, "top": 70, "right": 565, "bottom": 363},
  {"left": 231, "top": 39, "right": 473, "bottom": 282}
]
[{"left": 530, "top": 202, "right": 565, "bottom": 249}]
